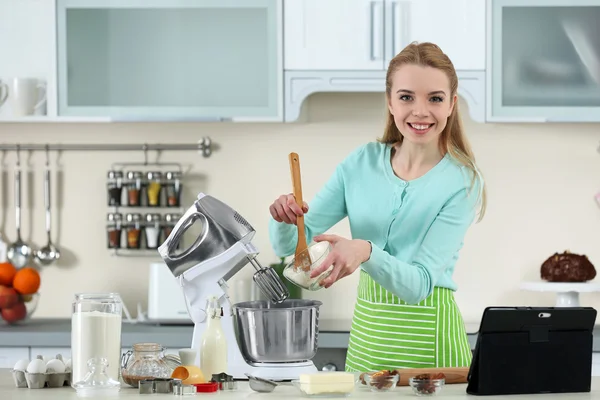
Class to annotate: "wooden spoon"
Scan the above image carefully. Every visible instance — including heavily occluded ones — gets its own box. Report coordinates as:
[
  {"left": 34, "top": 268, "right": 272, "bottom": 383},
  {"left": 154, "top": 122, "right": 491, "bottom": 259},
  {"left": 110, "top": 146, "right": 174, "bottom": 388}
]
[{"left": 289, "top": 152, "right": 312, "bottom": 272}]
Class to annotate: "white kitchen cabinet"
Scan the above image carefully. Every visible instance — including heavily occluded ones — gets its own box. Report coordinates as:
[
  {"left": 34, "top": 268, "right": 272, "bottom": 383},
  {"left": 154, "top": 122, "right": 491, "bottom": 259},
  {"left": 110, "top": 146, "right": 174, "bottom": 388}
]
[
  {"left": 487, "top": 0, "right": 600, "bottom": 122},
  {"left": 0, "top": 0, "right": 58, "bottom": 121},
  {"left": 284, "top": 0, "right": 385, "bottom": 70},
  {"left": 387, "top": 0, "right": 485, "bottom": 70},
  {"left": 284, "top": 0, "right": 485, "bottom": 71},
  {"left": 56, "top": 0, "right": 283, "bottom": 121},
  {"left": 0, "top": 347, "right": 30, "bottom": 369}
]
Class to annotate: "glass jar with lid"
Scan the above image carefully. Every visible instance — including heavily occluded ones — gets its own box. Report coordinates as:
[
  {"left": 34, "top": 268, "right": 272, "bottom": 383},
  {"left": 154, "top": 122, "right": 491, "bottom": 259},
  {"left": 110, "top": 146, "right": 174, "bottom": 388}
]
[
  {"left": 125, "top": 171, "right": 143, "bottom": 207},
  {"left": 125, "top": 213, "right": 142, "bottom": 249},
  {"left": 146, "top": 172, "right": 163, "bottom": 207},
  {"left": 106, "top": 213, "right": 123, "bottom": 249},
  {"left": 120, "top": 343, "right": 172, "bottom": 388},
  {"left": 107, "top": 170, "right": 124, "bottom": 206},
  {"left": 164, "top": 171, "right": 182, "bottom": 207},
  {"left": 144, "top": 213, "right": 161, "bottom": 249},
  {"left": 71, "top": 293, "right": 123, "bottom": 388}
]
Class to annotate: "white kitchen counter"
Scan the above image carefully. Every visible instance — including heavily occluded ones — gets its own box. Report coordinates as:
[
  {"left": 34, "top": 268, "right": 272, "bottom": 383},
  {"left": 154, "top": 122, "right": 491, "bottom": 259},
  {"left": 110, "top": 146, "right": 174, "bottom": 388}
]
[{"left": 2, "top": 370, "right": 600, "bottom": 399}]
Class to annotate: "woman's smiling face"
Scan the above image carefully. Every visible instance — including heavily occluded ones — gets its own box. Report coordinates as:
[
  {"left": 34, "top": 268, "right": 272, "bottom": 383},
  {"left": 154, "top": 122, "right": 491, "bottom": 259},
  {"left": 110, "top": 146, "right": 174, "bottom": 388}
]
[{"left": 387, "top": 64, "right": 457, "bottom": 146}]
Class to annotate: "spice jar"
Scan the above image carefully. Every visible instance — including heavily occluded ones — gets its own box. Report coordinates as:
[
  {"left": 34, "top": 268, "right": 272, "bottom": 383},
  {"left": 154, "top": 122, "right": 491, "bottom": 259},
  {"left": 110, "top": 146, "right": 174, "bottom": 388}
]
[
  {"left": 107, "top": 170, "right": 124, "bottom": 206},
  {"left": 107, "top": 213, "right": 123, "bottom": 249},
  {"left": 146, "top": 172, "right": 162, "bottom": 207},
  {"left": 126, "top": 171, "right": 143, "bottom": 206},
  {"left": 125, "top": 213, "right": 142, "bottom": 249},
  {"left": 120, "top": 343, "right": 172, "bottom": 388},
  {"left": 144, "top": 213, "right": 161, "bottom": 249},
  {"left": 164, "top": 171, "right": 182, "bottom": 207},
  {"left": 163, "top": 213, "right": 181, "bottom": 249}
]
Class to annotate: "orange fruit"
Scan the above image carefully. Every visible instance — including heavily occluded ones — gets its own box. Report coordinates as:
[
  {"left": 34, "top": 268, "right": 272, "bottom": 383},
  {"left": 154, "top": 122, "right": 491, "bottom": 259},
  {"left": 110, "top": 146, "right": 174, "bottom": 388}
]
[
  {"left": 0, "top": 262, "right": 17, "bottom": 286},
  {"left": 12, "top": 267, "right": 40, "bottom": 295}
]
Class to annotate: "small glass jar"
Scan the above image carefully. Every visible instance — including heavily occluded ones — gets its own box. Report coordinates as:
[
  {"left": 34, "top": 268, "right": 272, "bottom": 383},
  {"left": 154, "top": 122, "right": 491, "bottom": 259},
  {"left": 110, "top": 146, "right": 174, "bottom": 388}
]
[
  {"left": 120, "top": 343, "right": 171, "bottom": 388},
  {"left": 164, "top": 171, "right": 182, "bottom": 207},
  {"left": 126, "top": 171, "right": 143, "bottom": 206},
  {"left": 107, "top": 170, "right": 124, "bottom": 206},
  {"left": 106, "top": 213, "right": 122, "bottom": 249},
  {"left": 125, "top": 213, "right": 142, "bottom": 249},
  {"left": 144, "top": 213, "right": 161, "bottom": 249},
  {"left": 162, "top": 213, "right": 181, "bottom": 249},
  {"left": 146, "top": 172, "right": 163, "bottom": 207}
]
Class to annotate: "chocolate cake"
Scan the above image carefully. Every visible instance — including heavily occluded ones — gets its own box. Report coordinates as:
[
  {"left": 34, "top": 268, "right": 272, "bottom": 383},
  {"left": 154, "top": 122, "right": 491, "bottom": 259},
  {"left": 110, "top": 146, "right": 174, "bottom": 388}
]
[{"left": 540, "top": 250, "right": 596, "bottom": 282}]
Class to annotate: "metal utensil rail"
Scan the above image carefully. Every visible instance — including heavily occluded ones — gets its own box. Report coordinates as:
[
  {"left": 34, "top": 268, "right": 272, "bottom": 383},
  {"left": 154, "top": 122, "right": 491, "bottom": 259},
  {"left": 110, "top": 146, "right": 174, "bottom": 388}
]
[{"left": 0, "top": 137, "right": 213, "bottom": 157}]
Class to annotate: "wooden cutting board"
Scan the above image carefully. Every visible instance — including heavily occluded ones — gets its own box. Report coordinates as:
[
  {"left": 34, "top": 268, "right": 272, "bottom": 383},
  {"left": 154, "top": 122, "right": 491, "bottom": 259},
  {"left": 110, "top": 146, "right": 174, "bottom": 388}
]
[{"left": 394, "top": 367, "right": 470, "bottom": 386}]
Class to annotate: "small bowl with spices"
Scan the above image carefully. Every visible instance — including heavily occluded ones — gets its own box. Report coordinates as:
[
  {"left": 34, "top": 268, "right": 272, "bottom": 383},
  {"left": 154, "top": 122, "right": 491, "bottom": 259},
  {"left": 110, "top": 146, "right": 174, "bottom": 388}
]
[
  {"left": 408, "top": 373, "right": 445, "bottom": 396},
  {"left": 363, "top": 371, "right": 399, "bottom": 392}
]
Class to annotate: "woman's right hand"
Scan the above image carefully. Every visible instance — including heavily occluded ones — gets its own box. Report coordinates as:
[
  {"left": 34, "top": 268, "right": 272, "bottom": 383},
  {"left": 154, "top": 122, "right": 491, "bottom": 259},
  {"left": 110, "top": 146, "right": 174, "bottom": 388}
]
[{"left": 269, "top": 194, "right": 309, "bottom": 225}]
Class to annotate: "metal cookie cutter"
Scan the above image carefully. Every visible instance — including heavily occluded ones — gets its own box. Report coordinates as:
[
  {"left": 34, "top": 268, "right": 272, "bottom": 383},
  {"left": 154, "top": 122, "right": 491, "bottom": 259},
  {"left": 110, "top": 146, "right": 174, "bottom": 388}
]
[
  {"left": 211, "top": 372, "right": 238, "bottom": 390},
  {"left": 139, "top": 378, "right": 177, "bottom": 394},
  {"left": 172, "top": 380, "right": 197, "bottom": 396}
]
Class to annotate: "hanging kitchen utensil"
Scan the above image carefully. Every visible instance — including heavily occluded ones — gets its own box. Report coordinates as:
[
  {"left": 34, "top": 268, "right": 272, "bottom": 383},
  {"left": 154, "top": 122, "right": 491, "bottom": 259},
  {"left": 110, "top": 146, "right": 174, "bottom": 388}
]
[
  {"left": 289, "top": 152, "right": 312, "bottom": 272},
  {"left": 7, "top": 148, "right": 32, "bottom": 269},
  {"left": 34, "top": 147, "right": 60, "bottom": 266}
]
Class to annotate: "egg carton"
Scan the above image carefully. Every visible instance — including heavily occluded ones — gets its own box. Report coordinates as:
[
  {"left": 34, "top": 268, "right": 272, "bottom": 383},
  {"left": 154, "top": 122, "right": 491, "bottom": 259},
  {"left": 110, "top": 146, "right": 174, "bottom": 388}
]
[
  {"left": 12, "top": 354, "right": 72, "bottom": 389},
  {"left": 12, "top": 370, "right": 72, "bottom": 389}
]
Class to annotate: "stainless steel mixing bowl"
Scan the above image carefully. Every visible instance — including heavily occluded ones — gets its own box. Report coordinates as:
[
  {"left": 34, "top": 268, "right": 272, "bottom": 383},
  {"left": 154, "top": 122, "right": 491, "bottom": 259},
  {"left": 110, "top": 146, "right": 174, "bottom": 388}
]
[{"left": 232, "top": 299, "right": 322, "bottom": 363}]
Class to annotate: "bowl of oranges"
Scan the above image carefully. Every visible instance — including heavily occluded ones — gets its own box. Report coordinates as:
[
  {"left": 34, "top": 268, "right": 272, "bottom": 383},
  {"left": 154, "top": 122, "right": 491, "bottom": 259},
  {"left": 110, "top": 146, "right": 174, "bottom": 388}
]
[{"left": 0, "top": 262, "right": 41, "bottom": 325}]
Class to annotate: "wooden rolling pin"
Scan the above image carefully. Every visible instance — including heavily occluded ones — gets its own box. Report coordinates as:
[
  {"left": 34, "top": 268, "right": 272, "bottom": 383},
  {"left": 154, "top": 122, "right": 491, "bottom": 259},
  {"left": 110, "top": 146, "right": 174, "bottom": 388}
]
[{"left": 395, "top": 367, "right": 470, "bottom": 386}]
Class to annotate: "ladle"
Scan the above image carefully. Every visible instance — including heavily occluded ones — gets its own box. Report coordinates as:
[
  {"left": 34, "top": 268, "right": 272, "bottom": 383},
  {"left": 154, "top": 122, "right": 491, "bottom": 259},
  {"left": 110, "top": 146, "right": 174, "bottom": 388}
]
[
  {"left": 7, "top": 166, "right": 32, "bottom": 268},
  {"left": 34, "top": 164, "right": 60, "bottom": 266}
]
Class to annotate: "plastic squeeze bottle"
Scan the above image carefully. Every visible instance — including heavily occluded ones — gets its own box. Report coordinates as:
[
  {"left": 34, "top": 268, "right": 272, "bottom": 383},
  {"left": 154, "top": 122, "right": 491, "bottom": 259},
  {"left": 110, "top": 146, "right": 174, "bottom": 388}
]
[{"left": 200, "top": 296, "right": 228, "bottom": 377}]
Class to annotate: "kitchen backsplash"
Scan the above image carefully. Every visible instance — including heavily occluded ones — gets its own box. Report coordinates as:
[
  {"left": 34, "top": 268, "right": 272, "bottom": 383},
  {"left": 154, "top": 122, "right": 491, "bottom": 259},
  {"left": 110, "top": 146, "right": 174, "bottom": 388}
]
[{"left": 1, "top": 92, "right": 600, "bottom": 323}]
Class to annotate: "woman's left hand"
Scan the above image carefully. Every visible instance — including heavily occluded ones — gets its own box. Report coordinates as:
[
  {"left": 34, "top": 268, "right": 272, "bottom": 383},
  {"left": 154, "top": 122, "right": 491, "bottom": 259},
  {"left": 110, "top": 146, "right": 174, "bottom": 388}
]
[{"left": 310, "top": 234, "right": 372, "bottom": 289}]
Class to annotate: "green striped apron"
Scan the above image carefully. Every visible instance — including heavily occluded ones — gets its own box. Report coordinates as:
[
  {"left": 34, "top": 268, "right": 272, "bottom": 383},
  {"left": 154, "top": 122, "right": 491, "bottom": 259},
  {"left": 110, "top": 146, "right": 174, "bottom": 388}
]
[{"left": 345, "top": 270, "right": 472, "bottom": 371}]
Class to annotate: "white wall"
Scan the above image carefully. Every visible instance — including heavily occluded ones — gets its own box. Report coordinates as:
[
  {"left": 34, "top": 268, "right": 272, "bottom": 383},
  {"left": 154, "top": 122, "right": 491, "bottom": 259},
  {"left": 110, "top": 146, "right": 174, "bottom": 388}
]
[{"left": 1, "top": 92, "right": 600, "bottom": 324}]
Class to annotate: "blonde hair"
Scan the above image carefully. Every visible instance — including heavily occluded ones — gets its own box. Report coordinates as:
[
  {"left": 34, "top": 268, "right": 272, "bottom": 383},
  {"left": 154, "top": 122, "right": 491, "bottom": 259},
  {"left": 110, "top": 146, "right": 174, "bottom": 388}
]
[{"left": 380, "top": 41, "right": 487, "bottom": 221}]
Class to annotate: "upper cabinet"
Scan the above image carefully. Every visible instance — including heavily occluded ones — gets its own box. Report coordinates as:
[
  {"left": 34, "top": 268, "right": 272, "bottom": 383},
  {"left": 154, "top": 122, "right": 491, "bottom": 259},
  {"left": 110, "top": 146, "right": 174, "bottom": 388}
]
[
  {"left": 56, "top": 0, "right": 282, "bottom": 121},
  {"left": 488, "top": 0, "right": 600, "bottom": 122},
  {"left": 284, "top": 0, "right": 485, "bottom": 71},
  {"left": 282, "top": 0, "right": 486, "bottom": 123},
  {"left": 284, "top": 0, "right": 385, "bottom": 71},
  {"left": 396, "top": 0, "right": 485, "bottom": 71}
]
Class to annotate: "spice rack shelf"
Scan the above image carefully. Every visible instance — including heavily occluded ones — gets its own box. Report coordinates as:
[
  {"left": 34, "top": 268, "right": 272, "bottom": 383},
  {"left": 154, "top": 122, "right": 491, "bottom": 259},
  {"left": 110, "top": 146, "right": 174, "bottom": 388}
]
[{"left": 106, "top": 161, "right": 187, "bottom": 257}]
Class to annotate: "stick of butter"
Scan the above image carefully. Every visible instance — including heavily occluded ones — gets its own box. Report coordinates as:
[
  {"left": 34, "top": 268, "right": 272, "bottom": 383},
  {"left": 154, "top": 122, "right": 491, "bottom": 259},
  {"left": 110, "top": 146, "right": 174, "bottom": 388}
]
[{"left": 298, "top": 372, "right": 356, "bottom": 395}]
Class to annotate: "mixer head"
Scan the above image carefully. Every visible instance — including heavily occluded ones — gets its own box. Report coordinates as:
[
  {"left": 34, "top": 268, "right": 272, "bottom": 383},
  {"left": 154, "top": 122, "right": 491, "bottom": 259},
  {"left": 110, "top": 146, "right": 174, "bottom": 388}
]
[{"left": 157, "top": 193, "right": 289, "bottom": 303}]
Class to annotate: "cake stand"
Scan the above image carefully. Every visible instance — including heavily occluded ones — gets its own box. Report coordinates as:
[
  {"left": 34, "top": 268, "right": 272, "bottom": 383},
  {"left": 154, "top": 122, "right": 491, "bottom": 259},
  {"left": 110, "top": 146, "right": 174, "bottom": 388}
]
[{"left": 520, "top": 281, "right": 600, "bottom": 307}]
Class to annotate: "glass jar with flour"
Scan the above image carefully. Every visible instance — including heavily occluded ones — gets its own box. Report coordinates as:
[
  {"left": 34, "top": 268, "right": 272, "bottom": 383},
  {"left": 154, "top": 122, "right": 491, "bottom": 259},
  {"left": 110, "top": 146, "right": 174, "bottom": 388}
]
[{"left": 71, "top": 293, "right": 123, "bottom": 388}]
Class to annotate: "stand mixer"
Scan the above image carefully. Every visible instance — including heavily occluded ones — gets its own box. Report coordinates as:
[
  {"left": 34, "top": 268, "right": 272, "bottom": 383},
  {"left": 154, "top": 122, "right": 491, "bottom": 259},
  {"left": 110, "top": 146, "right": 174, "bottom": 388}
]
[{"left": 158, "top": 193, "right": 320, "bottom": 380}]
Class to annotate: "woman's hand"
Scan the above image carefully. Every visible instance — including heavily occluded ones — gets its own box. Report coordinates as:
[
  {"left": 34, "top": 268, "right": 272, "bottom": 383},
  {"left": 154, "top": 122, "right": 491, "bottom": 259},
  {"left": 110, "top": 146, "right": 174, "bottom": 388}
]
[
  {"left": 269, "top": 194, "right": 309, "bottom": 225},
  {"left": 310, "top": 234, "right": 372, "bottom": 288}
]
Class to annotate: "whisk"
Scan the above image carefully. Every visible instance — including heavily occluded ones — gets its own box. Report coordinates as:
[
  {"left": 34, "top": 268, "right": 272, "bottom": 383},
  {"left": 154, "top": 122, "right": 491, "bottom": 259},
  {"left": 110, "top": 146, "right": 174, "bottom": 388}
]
[{"left": 249, "top": 257, "right": 289, "bottom": 303}]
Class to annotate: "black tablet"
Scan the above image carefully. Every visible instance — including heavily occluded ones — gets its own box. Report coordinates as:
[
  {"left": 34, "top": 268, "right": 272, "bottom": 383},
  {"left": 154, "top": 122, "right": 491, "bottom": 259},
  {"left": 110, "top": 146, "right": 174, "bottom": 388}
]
[{"left": 467, "top": 306, "right": 597, "bottom": 396}]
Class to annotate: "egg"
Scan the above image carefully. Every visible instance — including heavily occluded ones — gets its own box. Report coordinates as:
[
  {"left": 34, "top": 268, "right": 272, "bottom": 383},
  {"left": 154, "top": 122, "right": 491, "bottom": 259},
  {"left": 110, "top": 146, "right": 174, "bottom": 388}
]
[
  {"left": 13, "top": 359, "right": 29, "bottom": 372},
  {"left": 26, "top": 358, "right": 47, "bottom": 374},
  {"left": 46, "top": 358, "right": 66, "bottom": 374},
  {"left": 64, "top": 358, "right": 72, "bottom": 372}
]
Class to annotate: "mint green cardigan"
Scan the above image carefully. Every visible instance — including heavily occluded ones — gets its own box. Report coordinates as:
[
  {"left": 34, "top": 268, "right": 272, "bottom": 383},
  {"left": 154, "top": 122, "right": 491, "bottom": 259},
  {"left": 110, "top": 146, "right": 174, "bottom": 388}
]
[{"left": 269, "top": 142, "right": 482, "bottom": 305}]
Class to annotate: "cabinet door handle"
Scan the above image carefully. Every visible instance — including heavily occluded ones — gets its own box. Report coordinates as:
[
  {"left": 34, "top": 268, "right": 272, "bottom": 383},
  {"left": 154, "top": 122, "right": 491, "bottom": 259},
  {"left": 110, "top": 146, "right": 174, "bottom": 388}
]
[
  {"left": 370, "top": 1, "right": 383, "bottom": 61},
  {"left": 391, "top": 1, "right": 411, "bottom": 57}
]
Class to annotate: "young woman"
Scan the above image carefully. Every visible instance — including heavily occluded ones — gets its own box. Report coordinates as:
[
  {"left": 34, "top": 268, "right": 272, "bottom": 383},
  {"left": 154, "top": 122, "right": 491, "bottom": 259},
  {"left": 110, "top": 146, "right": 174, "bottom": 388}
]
[{"left": 268, "top": 42, "right": 486, "bottom": 372}]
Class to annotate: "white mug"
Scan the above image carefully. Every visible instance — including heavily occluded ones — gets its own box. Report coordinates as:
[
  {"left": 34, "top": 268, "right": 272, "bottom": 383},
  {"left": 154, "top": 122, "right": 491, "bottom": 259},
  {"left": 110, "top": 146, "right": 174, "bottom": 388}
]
[{"left": 9, "top": 78, "right": 47, "bottom": 117}]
